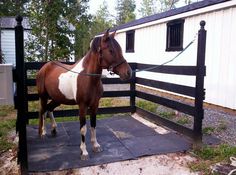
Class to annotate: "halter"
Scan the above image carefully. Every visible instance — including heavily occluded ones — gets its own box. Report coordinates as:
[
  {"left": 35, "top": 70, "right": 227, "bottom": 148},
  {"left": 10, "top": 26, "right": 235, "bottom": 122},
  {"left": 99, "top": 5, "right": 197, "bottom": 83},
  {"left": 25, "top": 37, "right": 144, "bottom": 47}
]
[{"left": 98, "top": 45, "right": 126, "bottom": 75}]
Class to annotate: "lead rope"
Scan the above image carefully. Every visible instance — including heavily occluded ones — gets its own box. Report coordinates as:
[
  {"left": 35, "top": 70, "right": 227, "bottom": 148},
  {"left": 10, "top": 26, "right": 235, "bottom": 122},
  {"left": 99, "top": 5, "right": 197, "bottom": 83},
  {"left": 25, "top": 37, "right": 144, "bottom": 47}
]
[
  {"left": 228, "top": 157, "right": 236, "bottom": 175},
  {"left": 51, "top": 33, "right": 198, "bottom": 76},
  {"left": 133, "top": 32, "right": 198, "bottom": 73}
]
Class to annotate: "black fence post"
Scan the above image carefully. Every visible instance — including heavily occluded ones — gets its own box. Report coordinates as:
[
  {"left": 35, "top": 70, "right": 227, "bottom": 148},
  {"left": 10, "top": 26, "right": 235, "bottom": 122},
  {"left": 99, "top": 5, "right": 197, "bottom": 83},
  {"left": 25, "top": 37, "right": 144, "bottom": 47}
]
[
  {"left": 194, "top": 21, "right": 207, "bottom": 148},
  {"left": 15, "top": 15, "right": 28, "bottom": 173},
  {"left": 130, "top": 63, "right": 136, "bottom": 113}
]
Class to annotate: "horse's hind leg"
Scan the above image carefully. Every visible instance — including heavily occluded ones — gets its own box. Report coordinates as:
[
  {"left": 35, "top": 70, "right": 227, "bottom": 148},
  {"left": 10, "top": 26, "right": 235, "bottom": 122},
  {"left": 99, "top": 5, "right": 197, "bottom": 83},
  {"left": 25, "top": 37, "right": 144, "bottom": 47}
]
[
  {"left": 90, "top": 102, "right": 102, "bottom": 153},
  {"left": 46, "top": 100, "right": 59, "bottom": 136},
  {"left": 39, "top": 97, "right": 48, "bottom": 137}
]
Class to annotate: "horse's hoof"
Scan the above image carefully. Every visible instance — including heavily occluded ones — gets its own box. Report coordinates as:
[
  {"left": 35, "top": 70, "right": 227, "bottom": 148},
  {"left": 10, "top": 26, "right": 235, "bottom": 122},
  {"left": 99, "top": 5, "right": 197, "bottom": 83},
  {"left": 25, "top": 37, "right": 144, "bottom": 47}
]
[
  {"left": 93, "top": 146, "right": 103, "bottom": 153},
  {"left": 51, "top": 128, "right": 57, "bottom": 137},
  {"left": 81, "top": 154, "right": 89, "bottom": 160}
]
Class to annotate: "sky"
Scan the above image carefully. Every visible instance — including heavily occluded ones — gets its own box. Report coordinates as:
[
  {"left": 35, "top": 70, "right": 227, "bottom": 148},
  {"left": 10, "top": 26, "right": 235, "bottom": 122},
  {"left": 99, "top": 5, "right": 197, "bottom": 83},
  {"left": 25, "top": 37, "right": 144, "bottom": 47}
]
[{"left": 88, "top": 0, "right": 189, "bottom": 19}]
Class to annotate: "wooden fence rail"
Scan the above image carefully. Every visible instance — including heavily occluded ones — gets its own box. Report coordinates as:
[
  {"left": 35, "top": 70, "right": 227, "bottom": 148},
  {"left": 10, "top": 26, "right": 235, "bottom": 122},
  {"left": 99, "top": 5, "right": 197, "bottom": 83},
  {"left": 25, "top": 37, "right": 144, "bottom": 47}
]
[{"left": 14, "top": 16, "right": 206, "bottom": 173}]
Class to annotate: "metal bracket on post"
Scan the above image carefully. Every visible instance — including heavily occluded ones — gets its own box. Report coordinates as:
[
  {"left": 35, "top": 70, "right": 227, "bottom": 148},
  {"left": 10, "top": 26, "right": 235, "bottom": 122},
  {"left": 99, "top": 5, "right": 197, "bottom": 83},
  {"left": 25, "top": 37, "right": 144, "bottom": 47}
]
[{"left": 193, "top": 20, "right": 207, "bottom": 149}]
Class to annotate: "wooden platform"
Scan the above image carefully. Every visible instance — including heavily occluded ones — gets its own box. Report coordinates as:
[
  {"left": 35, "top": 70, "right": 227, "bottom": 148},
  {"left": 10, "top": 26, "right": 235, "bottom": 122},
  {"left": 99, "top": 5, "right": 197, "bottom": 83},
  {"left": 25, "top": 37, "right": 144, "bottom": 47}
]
[{"left": 27, "top": 115, "right": 191, "bottom": 172}]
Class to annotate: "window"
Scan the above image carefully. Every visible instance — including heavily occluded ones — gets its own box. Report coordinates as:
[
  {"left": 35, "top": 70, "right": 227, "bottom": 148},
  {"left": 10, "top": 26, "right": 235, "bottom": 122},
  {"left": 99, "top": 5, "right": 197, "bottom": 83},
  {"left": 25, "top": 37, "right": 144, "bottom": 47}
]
[
  {"left": 166, "top": 19, "right": 184, "bottom": 51},
  {"left": 126, "top": 30, "right": 135, "bottom": 52}
]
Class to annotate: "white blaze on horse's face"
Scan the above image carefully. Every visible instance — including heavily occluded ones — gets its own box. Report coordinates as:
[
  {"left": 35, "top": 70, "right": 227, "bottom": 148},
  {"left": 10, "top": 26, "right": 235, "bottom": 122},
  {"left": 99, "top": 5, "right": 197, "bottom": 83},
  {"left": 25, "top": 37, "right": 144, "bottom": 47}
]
[{"left": 58, "top": 57, "right": 84, "bottom": 100}]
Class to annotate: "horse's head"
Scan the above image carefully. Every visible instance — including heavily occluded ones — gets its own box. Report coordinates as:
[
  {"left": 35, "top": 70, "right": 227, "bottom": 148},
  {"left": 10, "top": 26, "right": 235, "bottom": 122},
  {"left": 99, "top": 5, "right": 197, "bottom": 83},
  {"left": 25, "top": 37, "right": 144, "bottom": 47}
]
[{"left": 91, "top": 29, "right": 132, "bottom": 81}]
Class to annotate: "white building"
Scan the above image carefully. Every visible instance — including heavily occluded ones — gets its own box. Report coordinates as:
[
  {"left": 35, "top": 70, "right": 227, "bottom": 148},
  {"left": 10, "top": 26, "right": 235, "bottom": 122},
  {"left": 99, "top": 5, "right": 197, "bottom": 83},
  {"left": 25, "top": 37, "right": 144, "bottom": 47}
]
[
  {"left": 0, "top": 17, "right": 30, "bottom": 65},
  {"left": 111, "top": 0, "right": 236, "bottom": 110}
]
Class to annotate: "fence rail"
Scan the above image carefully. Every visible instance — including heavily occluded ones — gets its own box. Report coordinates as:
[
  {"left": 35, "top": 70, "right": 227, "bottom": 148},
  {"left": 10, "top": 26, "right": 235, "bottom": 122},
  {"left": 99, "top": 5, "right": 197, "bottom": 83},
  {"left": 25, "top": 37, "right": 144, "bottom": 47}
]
[{"left": 14, "top": 16, "right": 206, "bottom": 173}]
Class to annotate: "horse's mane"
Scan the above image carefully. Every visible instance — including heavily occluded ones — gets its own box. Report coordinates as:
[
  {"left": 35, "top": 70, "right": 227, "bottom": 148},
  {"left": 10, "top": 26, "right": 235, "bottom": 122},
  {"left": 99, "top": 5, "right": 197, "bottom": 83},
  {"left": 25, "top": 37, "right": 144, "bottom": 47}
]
[{"left": 90, "top": 37, "right": 102, "bottom": 53}]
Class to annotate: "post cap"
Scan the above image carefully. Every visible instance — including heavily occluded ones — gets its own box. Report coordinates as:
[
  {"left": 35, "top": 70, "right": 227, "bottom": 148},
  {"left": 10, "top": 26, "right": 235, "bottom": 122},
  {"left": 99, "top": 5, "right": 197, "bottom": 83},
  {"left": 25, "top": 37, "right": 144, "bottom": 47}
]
[
  {"left": 15, "top": 15, "right": 23, "bottom": 26},
  {"left": 200, "top": 20, "right": 206, "bottom": 29}
]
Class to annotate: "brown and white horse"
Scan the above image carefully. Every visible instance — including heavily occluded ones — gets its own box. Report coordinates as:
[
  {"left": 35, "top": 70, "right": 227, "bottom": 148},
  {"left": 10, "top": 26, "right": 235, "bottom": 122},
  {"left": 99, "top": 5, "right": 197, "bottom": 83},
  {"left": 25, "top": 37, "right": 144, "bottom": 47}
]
[{"left": 36, "top": 30, "right": 132, "bottom": 160}]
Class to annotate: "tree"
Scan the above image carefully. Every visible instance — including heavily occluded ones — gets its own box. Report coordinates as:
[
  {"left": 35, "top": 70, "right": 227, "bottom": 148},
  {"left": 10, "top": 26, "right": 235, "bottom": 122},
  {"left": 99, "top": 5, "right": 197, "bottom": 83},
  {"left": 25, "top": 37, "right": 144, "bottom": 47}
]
[
  {"left": 26, "top": 0, "right": 90, "bottom": 61},
  {"left": 115, "top": 0, "right": 136, "bottom": 25},
  {"left": 159, "top": 0, "right": 180, "bottom": 12},
  {"left": 139, "top": 0, "right": 158, "bottom": 17},
  {"left": 90, "top": 1, "right": 113, "bottom": 37}
]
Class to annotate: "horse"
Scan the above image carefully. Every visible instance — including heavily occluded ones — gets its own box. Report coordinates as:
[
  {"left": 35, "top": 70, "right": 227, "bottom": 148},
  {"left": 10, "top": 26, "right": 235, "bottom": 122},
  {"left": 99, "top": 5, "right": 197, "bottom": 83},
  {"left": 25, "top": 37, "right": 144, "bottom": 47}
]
[{"left": 36, "top": 29, "right": 132, "bottom": 160}]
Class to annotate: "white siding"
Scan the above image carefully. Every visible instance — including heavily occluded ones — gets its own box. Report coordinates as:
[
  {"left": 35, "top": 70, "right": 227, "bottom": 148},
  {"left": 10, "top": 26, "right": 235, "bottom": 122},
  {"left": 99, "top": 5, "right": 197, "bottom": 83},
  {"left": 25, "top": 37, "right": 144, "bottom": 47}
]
[
  {"left": 115, "top": 5, "right": 236, "bottom": 109},
  {"left": 1, "top": 30, "right": 30, "bottom": 65},
  {"left": 1, "top": 30, "right": 15, "bottom": 65}
]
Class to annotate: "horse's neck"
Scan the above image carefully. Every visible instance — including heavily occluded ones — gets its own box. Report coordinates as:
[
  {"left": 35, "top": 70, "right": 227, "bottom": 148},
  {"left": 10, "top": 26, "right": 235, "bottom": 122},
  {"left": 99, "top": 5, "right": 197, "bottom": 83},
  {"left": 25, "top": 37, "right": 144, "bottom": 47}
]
[{"left": 80, "top": 51, "right": 102, "bottom": 75}]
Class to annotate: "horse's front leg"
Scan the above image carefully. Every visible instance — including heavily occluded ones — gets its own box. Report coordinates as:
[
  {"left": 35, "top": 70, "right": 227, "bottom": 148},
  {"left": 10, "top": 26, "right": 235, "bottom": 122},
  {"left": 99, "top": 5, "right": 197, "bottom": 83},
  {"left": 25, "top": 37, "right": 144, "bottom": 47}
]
[
  {"left": 79, "top": 104, "right": 89, "bottom": 160},
  {"left": 90, "top": 103, "right": 102, "bottom": 153}
]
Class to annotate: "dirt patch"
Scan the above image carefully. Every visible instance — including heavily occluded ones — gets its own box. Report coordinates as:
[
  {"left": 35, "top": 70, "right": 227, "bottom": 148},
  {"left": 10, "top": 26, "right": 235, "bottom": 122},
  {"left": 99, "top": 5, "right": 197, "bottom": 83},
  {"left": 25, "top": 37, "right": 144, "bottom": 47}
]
[
  {"left": 31, "top": 153, "right": 198, "bottom": 175},
  {"left": 0, "top": 149, "right": 19, "bottom": 175}
]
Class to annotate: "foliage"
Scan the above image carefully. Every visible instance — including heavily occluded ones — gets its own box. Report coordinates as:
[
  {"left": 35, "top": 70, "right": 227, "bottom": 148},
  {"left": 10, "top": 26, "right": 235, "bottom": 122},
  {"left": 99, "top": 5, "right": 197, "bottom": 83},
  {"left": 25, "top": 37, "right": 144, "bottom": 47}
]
[
  {"left": 159, "top": 0, "right": 180, "bottom": 12},
  {"left": 0, "top": 0, "right": 28, "bottom": 17},
  {"left": 136, "top": 100, "right": 158, "bottom": 113},
  {"left": 25, "top": 0, "right": 90, "bottom": 62},
  {"left": 139, "top": 0, "right": 158, "bottom": 17},
  {"left": 0, "top": 116, "right": 16, "bottom": 152},
  {"left": 90, "top": 1, "right": 113, "bottom": 37},
  {"left": 115, "top": 0, "right": 136, "bottom": 25}
]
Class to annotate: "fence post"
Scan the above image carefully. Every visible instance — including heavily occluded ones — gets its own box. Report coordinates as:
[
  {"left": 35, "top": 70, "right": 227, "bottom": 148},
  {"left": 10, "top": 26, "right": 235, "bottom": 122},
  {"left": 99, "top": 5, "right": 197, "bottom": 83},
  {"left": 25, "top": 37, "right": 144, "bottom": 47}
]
[
  {"left": 194, "top": 21, "right": 207, "bottom": 148},
  {"left": 15, "top": 15, "right": 28, "bottom": 173},
  {"left": 130, "top": 63, "right": 136, "bottom": 113}
]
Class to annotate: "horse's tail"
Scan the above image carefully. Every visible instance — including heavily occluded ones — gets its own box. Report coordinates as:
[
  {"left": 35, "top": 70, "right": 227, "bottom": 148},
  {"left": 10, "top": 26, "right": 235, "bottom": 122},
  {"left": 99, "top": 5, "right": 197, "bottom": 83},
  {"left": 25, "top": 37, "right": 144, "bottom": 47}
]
[{"left": 36, "top": 63, "right": 49, "bottom": 97}]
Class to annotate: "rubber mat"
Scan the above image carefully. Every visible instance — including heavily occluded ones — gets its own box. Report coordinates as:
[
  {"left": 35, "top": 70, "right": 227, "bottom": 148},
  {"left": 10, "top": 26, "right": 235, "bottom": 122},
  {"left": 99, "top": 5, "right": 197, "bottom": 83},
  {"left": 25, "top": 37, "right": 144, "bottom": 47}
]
[{"left": 27, "top": 115, "right": 191, "bottom": 172}]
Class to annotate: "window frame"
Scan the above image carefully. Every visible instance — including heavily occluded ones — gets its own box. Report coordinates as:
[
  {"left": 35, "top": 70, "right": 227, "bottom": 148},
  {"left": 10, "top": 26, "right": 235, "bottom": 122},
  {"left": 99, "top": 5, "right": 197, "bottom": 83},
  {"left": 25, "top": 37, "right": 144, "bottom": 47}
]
[
  {"left": 166, "top": 19, "right": 185, "bottom": 52},
  {"left": 126, "top": 30, "right": 135, "bottom": 53}
]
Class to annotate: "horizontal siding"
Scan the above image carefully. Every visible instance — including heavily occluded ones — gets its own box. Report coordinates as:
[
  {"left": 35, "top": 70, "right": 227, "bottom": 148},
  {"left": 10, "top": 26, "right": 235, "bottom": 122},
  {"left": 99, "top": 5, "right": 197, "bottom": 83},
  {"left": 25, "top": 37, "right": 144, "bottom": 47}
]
[
  {"left": 1, "top": 30, "right": 15, "bottom": 65},
  {"left": 1, "top": 30, "right": 30, "bottom": 66},
  {"left": 115, "top": 6, "right": 236, "bottom": 109}
]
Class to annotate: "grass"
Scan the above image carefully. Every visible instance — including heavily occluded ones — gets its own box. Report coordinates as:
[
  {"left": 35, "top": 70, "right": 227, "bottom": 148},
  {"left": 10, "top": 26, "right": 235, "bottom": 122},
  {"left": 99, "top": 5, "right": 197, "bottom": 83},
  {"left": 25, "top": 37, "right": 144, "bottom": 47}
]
[
  {"left": 136, "top": 100, "right": 158, "bottom": 113},
  {"left": 0, "top": 105, "right": 15, "bottom": 117},
  {"left": 202, "top": 127, "right": 216, "bottom": 135},
  {"left": 189, "top": 144, "right": 236, "bottom": 174},
  {"left": 157, "top": 111, "right": 175, "bottom": 120},
  {"left": 0, "top": 119, "right": 16, "bottom": 152},
  {"left": 176, "top": 116, "right": 191, "bottom": 125}
]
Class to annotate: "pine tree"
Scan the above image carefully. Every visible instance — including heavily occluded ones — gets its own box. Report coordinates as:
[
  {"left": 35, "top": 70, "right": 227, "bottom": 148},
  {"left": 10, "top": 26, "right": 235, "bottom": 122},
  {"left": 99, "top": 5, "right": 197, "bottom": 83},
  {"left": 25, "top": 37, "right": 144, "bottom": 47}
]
[
  {"left": 139, "top": 0, "right": 158, "bottom": 17},
  {"left": 115, "top": 0, "right": 136, "bottom": 25},
  {"left": 90, "top": 1, "right": 113, "bottom": 36}
]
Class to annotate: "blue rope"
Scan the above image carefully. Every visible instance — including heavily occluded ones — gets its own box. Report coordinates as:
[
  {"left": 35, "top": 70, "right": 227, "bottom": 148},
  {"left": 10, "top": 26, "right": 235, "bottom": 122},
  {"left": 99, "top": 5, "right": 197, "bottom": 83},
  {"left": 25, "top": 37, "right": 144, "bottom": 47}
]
[
  {"left": 133, "top": 33, "right": 197, "bottom": 73},
  {"left": 51, "top": 34, "right": 197, "bottom": 76}
]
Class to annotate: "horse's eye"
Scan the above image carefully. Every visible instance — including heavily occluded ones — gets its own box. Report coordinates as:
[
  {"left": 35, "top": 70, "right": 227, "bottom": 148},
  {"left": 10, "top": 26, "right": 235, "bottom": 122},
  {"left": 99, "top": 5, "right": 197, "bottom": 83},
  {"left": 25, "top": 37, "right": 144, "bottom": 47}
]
[{"left": 109, "top": 49, "right": 113, "bottom": 54}]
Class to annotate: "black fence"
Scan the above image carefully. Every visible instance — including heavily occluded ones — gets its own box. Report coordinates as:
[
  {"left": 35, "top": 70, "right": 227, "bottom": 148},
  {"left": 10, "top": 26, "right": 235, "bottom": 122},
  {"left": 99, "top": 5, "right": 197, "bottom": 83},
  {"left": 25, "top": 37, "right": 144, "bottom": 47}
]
[{"left": 14, "top": 16, "right": 206, "bottom": 173}]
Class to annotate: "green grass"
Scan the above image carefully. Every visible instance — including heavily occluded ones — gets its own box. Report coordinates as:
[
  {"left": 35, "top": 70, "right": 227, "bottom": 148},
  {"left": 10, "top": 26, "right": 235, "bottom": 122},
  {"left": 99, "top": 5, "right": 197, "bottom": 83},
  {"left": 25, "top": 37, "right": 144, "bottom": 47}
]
[
  {"left": 202, "top": 127, "right": 215, "bottom": 135},
  {"left": 157, "top": 111, "right": 175, "bottom": 120},
  {"left": 176, "top": 117, "right": 191, "bottom": 125},
  {"left": 0, "top": 119, "right": 16, "bottom": 152},
  {"left": 0, "top": 105, "right": 15, "bottom": 117},
  {"left": 189, "top": 144, "right": 236, "bottom": 174},
  {"left": 136, "top": 100, "right": 158, "bottom": 113}
]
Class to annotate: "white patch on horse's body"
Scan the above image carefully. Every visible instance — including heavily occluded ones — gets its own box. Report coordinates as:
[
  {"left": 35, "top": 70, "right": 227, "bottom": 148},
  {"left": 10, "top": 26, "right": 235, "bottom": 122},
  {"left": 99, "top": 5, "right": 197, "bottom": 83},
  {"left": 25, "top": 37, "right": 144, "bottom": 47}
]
[{"left": 58, "top": 57, "right": 85, "bottom": 100}]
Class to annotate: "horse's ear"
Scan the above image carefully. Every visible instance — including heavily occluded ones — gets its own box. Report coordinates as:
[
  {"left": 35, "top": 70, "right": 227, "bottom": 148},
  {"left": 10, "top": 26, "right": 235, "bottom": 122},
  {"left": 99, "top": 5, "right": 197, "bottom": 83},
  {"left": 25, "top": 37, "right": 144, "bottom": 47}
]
[
  {"left": 102, "top": 29, "right": 110, "bottom": 42},
  {"left": 110, "top": 31, "right": 116, "bottom": 38}
]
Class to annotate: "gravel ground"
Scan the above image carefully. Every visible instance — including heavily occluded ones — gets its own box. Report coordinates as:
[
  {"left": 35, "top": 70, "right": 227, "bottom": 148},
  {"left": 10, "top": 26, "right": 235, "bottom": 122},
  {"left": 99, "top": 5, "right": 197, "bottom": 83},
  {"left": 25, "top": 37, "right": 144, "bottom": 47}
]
[
  {"left": 105, "top": 84, "right": 236, "bottom": 146},
  {"left": 203, "top": 108, "right": 236, "bottom": 146}
]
